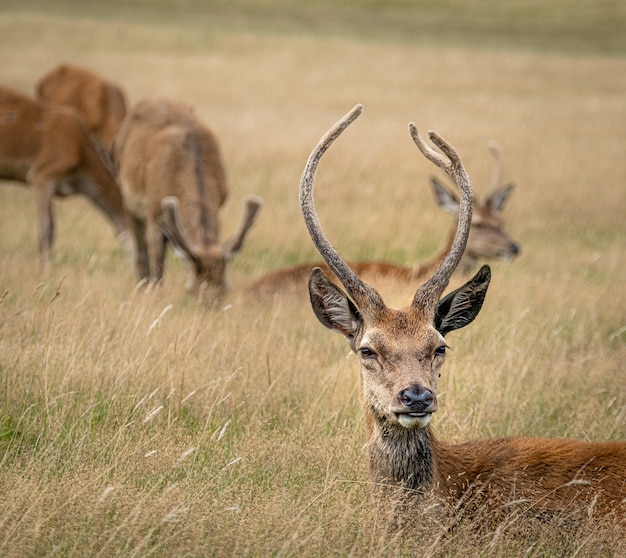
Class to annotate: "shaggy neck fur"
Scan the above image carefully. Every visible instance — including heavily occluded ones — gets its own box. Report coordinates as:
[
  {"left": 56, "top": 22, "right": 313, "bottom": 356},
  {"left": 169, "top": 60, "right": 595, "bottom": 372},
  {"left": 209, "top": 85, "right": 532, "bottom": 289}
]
[{"left": 368, "top": 421, "right": 436, "bottom": 493}]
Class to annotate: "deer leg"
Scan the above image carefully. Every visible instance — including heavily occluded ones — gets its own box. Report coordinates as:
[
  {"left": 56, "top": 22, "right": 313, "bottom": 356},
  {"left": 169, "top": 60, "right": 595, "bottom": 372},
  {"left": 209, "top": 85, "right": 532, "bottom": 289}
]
[
  {"left": 128, "top": 214, "right": 149, "bottom": 281},
  {"left": 146, "top": 219, "right": 166, "bottom": 285},
  {"left": 32, "top": 179, "right": 55, "bottom": 269}
]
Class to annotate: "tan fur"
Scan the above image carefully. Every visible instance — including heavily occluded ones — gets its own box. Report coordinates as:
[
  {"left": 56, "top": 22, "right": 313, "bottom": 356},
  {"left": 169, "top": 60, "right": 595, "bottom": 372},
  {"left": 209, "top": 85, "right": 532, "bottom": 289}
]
[
  {"left": 0, "top": 85, "right": 128, "bottom": 266},
  {"left": 35, "top": 63, "right": 127, "bottom": 152},
  {"left": 303, "top": 106, "right": 626, "bottom": 526},
  {"left": 114, "top": 97, "right": 261, "bottom": 295}
]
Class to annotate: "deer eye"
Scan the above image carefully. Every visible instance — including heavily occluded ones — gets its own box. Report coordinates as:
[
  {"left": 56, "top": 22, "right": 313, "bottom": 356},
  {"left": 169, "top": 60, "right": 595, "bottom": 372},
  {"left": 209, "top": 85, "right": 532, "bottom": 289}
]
[
  {"left": 358, "top": 347, "right": 377, "bottom": 359},
  {"left": 435, "top": 345, "right": 447, "bottom": 356}
]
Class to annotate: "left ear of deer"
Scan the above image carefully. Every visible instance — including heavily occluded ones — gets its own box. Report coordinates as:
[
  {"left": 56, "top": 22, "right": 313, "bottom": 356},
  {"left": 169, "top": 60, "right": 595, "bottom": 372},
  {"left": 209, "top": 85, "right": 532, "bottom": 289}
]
[{"left": 300, "top": 104, "right": 626, "bottom": 525}]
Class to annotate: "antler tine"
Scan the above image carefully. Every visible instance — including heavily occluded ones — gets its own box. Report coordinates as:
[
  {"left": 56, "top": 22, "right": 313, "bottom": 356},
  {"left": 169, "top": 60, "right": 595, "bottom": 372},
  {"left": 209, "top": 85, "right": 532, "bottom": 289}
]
[
  {"left": 300, "top": 104, "right": 385, "bottom": 311},
  {"left": 408, "top": 124, "right": 474, "bottom": 314},
  {"left": 487, "top": 140, "right": 504, "bottom": 194}
]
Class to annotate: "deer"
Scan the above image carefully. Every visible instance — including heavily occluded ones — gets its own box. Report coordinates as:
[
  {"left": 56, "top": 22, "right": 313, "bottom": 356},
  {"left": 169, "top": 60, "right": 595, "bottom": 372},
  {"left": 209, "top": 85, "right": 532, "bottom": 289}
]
[
  {"left": 35, "top": 63, "right": 127, "bottom": 154},
  {"left": 430, "top": 139, "right": 520, "bottom": 275},
  {"left": 0, "top": 85, "right": 130, "bottom": 267},
  {"left": 113, "top": 97, "right": 262, "bottom": 297},
  {"left": 248, "top": 139, "right": 519, "bottom": 298},
  {"left": 301, "top": 104, "right": 626, "bottom": 525}
]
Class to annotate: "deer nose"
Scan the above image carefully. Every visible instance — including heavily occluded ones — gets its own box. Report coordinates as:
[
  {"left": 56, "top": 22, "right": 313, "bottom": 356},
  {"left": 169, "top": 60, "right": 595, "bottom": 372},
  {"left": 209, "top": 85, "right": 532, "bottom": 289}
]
[
  {"left": 398, "top": 384, "right": 434, "bottom": 411},
  {"left": 510, "top": 243, "right": 521, "bottom": 255}
]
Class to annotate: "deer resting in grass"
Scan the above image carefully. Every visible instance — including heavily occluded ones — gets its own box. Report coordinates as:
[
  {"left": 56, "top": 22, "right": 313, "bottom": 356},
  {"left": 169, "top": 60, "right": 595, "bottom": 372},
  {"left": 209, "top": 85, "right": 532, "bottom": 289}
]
[
  {"left": 36, "top": 63, "right": 127, "bottom": 154},
  {"left": 0, "top": 85, "right": 129, "bottom": 266},
  {"left": 430, "top": 139, "right": 520, "bottom": 275},
  {"left": 114, "top": 97, "right": 262, "bottom": 295},
  {"left": 249, "top": 140, "right": 519, "bottom": 298},
  {"left": 302, "top": 104, "right": 626, "bottom": 524}
]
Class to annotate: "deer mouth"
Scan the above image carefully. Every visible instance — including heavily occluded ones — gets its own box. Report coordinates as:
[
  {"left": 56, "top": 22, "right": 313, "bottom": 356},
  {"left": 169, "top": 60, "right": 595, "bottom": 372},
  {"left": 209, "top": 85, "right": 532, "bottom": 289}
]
[{"left": 396, "top": 411, "right": 432, "bottom": 429}]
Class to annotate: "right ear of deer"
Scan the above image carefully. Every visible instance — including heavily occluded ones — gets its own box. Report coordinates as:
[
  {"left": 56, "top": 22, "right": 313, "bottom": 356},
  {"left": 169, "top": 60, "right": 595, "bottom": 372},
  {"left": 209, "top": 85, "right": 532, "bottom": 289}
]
[
  {"left": 299, "top": 103, "right": 385, "bottom": 314},
  {"left": 161, "top": 196, "right": 199, "bottom": 262},
  {"left": 409, "top": 125, "right": 474, "bottom": 316}
]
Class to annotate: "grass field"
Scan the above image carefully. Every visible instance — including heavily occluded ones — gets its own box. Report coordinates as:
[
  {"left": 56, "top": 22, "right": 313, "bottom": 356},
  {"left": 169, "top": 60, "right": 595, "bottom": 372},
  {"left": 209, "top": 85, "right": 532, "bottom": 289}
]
[{"left": 1, "top": 1, "right": 625, "bottom": 555}]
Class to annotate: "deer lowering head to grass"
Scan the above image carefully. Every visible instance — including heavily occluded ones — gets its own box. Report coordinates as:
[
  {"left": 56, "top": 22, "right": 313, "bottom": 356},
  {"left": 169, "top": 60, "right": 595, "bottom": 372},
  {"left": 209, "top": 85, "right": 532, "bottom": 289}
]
[
  {"left": 0, "top": 85, "right": 129, "bottom": 267},
  {"left": 302, "top": 105, "right": 626, "bottom": 524},
  {"left": 114, "top": 97, "right": 262, "bottom": 296},
  {"left": 248, "top": 138, "right": 519, "bottom": 298}
]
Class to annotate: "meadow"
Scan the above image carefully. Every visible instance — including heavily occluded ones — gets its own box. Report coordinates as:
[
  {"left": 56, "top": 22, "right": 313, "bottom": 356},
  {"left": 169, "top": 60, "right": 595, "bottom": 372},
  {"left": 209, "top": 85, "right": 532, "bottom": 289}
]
[{"left": 0, "top": 1, "right": 625, "bottom": 555}]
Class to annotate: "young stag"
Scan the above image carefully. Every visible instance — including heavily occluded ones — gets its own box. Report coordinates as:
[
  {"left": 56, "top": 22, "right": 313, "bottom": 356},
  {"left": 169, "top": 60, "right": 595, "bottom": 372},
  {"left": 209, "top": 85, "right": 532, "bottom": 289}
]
[
  {"left": 301, "top": 104, "right": 626, "bottom": 524},
  {"left": 430, "top": 139, "right": 520, "bottom": 275},
  {"left": 36, "top": 63, "right": 127, "bottom": 154},
  {"left": 248, "top": 139, "right": 519, "bottom": 298},
  {"left": 0, "top": 85, "right": 129, "bottom": 267},
  {"left": 114, "top": 97, "right": 262, "bottom": 296}
]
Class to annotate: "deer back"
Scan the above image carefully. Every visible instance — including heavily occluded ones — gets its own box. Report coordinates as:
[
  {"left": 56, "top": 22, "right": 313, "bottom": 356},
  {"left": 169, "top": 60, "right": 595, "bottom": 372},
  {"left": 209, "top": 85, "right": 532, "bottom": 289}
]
[{"left": 36, "top": 63, "right": 127, "bottom": 152}]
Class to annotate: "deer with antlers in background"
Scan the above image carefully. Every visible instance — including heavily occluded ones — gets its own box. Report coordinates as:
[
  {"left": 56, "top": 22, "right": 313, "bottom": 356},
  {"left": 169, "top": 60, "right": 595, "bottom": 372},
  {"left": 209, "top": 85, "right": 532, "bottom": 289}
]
[
  {"left": 114, "top": 97, "right": 262, "bottom": 297},
  {"left": 301, "top": 104, "right": 626, "bottom": 525},
  {"left": 430, "top": 140, "right": 519, "bottom": 275},
  {"left": 249, "top": 139, "right": 519, "bottom": 298}
]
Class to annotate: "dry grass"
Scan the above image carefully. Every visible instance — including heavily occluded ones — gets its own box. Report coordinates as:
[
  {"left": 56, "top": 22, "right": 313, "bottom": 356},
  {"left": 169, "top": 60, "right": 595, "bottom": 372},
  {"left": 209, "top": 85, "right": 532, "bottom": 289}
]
[{"left": 1, "top": 2, "right": 625, "bottom": 556}]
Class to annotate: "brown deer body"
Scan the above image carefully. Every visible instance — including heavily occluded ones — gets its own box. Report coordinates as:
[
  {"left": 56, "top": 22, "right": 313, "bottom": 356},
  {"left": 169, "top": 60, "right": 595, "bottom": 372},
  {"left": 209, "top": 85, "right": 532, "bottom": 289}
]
[
  {"left": 249, "top": 140, "right": 519, "bottom": 297},
  {"left": 0, "top": 85, "right": 129, "bottom": 266},
  {"left": 301, "top": 105, "right": 626, "bottom": 524},
  {"left": 114, "top": 97, "right": 262, "bottom": 295},
  {"left": 36, "top": 63, "right": 127, "bottom": 153}
]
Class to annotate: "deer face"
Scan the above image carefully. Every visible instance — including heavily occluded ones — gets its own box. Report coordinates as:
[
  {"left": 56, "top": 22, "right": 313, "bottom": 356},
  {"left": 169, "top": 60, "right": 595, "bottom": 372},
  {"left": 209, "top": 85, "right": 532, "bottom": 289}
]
[
  {"left": 309, "top": 266, "right": 489, "bottom": 431},
  {"left": 162, "top": 195, "right": 262, "bottom": 297},
  {"left": 186, "top": 245, "right": 228, "bottom": 294},
  {"left": 468, "top": 196, "right": 520, "bottom": 259},
  {"left": 431, "top": 168, "right": 521, "bottom": 275},
  {"left": 357, "top": 309, "right": 446, "bottom": 429}
]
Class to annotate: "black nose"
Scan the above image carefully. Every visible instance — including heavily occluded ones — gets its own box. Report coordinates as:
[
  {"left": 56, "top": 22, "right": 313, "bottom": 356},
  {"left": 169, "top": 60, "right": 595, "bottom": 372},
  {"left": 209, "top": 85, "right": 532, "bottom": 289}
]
[
  {"left": 398, "top": 384, "right": 434, "bottom": 411},
  {"left": 511, "top": 243, "right": 521, "bottom": 255}
]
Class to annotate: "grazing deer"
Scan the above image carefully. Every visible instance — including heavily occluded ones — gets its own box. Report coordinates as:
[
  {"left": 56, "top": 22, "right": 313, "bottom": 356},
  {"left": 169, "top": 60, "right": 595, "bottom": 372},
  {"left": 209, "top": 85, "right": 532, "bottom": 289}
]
[
  {"left": 35, "top": 63, "right": 127, "bottom": 153},
  {"left": 248, "top": 140, "right": 519, "bottom": 298},
  {"left": 114, "top": 97, "right": 262, "bottom": 296},
  {"left": 0, "top": 85, "right": 129, "bottom": 266},
  {"left": 301, "top": 104, "right": 626, "bottom": 524}
]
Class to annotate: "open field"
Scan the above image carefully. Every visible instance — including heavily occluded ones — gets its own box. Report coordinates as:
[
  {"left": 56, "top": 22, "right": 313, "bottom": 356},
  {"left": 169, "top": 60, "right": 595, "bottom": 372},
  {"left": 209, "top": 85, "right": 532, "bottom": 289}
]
[{"left": 1, "top": 1, "right": 625, "bottom": 555}]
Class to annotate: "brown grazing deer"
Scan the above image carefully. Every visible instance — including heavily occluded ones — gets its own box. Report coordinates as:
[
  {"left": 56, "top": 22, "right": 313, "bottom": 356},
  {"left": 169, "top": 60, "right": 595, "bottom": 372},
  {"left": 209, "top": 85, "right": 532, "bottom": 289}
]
[
  {"left": 35, "top": 63, "right": 127, "bottom": 153},
  {"left": 301, "top": 104, "right": 626, "bottom": 524},
  {"left": 114, "top": 97, "right": 262, "bottom": 296},
  {"left": 248, "top": 140, "right": 519, "bottom": 298},
  {"left": 0, "top": 85, "right": 129, "bottom": 266}
]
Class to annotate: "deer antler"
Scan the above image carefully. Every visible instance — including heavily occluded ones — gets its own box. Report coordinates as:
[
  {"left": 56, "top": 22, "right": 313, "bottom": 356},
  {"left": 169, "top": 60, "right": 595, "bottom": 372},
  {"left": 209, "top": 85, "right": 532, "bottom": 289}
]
[
  {"left": 299, "top": 104, "right": 385, "bottom": 312},
  {"left": 409, "top": 125, "right": 474, "bottom": 313},
  {"left": 487, "top": 140, "right": 504, "bottom": 195}
]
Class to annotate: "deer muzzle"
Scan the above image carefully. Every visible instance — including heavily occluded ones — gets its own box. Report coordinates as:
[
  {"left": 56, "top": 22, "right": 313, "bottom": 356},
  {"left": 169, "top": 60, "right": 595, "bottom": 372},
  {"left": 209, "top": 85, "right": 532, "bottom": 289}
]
[{"left": 392, "top": 383, "right": 438, "bottom": 429}]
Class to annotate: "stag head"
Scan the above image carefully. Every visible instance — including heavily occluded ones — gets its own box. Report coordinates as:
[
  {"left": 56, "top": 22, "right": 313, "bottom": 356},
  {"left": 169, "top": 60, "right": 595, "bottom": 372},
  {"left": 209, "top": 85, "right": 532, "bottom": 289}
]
[
  {"left": 160, "top": 195, "right": 263, "bottom": 294},
  {"left": 301, "top": 105, "right": 490, "bottom": 431}
]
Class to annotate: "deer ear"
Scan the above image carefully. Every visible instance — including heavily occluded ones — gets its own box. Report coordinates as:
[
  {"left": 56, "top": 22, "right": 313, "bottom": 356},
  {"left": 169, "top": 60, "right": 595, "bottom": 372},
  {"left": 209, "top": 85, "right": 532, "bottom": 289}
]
[
  {"left": 308, "top": 267, "right": 361, "bottom": 339},
  {"left": 430, "top": 176, "right": 460, "bottom": 216},
  {"left": 487, "top": 182, "right": 515, "bottom": 214},
  {"left": 434, "top": 265, "right": 491, "bottom": 336}
]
